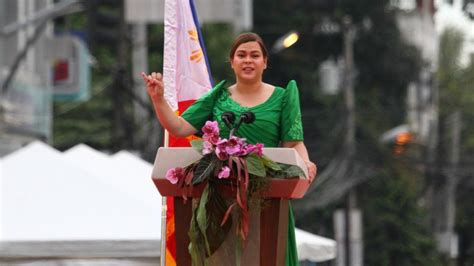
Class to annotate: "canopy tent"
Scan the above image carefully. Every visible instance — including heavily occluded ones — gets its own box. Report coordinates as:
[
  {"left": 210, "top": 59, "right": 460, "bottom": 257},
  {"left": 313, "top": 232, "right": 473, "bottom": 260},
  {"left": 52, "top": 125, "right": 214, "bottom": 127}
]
[
  {"left": 62, "top": 144, "right": 161, "bottom": 212},
  {"left": 295, "top": 228, "right": 336, "bottom": 262},
  {"left": 1, "top": 141, "right": 161, "bottom": 241},
  {"left": 0, "top": 141, "right": 335, "bottom": 263}
]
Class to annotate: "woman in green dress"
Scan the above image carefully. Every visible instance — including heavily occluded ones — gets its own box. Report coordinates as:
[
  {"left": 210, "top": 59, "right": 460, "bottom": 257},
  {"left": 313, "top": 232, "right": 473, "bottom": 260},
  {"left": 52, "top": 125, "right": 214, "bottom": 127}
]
[{"left": 143, "top": 32, "right": 317, "bottom": 266}]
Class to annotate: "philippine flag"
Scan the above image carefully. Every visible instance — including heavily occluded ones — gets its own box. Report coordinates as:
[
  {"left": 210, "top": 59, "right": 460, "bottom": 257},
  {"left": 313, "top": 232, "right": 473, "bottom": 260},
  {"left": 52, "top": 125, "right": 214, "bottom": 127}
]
[{"left": 161, "top": 0, "right": 213, "bottom": 265}]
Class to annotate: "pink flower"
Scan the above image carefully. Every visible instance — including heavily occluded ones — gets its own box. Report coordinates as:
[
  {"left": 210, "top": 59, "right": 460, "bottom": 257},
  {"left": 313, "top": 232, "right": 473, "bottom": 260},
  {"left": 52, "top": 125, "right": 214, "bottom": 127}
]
[
  {"left": 203, "top": 134, "right": 219, "bottom": 145},
  {"left": 202, "top": 121, "right": 220, "bottom": 144},
  {"left": 246, "top": 143, "right": 264, "bottom": 156},
  {"left": 202, "top": 140, "right": 213, "bottom": 155},
  {"left": 225, "top": 136, "right": 243, "bottom": 155},
  {"left": 215, "top": 138, "right": 229, "bottom": 160},
  {"left": 165, "top": 167, "right": 184, "bottom": 184},
  {"left": 202, "top": 120, "right": 219, "bottom": 134},
  {"left": 218, "top": 166, "right": 231, "bottom": 179}
]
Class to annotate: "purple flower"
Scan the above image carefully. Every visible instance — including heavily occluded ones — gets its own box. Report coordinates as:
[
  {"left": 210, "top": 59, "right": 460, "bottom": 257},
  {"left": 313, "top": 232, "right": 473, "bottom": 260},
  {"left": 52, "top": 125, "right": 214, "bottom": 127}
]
[
  {"left": 202, "top": 140, "right": 213, "bottom": 155},
  {"left": 218, "top": 166, "right": 231, "bottom": 179},
  {"left": 165, "top": 167, "right": 184, "bottom": 184},
  {"left": 225, "top": 136, "right": 243, "bottom": 156},
  {"left": 202, "top": 121, "right": 220, "bottom": 144}
]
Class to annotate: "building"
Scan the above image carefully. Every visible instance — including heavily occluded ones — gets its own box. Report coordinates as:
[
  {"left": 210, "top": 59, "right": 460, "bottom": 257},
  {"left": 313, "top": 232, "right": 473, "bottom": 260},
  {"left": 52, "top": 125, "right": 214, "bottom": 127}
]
[{"left": 0, "top": 0, "right": 54, "bottom": 156}]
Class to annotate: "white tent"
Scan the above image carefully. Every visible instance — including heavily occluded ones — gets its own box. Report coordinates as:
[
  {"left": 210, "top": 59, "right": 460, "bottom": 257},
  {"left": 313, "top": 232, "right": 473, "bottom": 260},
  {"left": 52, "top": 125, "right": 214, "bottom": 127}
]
[
  {"left": 0, "top": 142, "right": 162, "bottom": 265},
  {"left": 62, "top": 144, "right": 162, "bottom": 217},
  {"left": 1, "top": 141, "right": 161, "bottom": 241},
  {"left": 0, "top": 141, "right": 335, "bottom": 264},
  {"left": 295, "top": 228, "right": 336, "bottom": 262}
]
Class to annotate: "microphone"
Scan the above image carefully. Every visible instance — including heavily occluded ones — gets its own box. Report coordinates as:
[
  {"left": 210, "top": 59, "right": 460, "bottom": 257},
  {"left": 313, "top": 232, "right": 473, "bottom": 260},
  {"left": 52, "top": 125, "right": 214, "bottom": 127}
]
[
  {"left": 221, "top": 112, "right": 235, "bottom": 129},
  {"left": 230, "top": 111, "right": 256, "bottom": 136},
  {"left": 240, "top": 111, "right": 255, "bottom": 124}
]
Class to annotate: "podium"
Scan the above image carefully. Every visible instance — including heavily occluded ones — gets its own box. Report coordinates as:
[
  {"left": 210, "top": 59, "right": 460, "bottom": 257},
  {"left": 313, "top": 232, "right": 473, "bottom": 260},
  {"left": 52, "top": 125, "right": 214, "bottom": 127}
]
[{"left": 152, "top": 148, "right": 310, "bottom": 266}]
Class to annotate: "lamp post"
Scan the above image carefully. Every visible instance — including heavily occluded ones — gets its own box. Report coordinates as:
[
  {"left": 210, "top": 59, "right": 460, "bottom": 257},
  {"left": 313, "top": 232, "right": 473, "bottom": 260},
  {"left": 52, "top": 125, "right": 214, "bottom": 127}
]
[{"left": 271, "top": 30, "right": 299, "bottom": 53}]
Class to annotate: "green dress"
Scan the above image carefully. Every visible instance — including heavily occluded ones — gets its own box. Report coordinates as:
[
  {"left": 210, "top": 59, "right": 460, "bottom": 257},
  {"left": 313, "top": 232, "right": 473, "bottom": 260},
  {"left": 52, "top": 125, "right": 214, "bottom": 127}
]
[{"left": 181, "top": 80, "right": 303, "bottom": 266}]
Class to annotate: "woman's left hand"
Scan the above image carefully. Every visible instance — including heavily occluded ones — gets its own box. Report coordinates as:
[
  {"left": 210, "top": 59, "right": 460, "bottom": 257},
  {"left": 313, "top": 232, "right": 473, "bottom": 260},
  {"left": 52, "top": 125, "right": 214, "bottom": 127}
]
[{"left": 305, "top": 161, "right": 317, "bottom": 183}]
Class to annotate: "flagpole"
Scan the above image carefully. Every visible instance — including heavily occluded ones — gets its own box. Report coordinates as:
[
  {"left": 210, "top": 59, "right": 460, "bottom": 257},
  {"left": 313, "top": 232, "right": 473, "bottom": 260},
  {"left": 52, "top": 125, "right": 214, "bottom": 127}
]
[{"left": 160, "top": 130, "right": 170, "bottom": 266}]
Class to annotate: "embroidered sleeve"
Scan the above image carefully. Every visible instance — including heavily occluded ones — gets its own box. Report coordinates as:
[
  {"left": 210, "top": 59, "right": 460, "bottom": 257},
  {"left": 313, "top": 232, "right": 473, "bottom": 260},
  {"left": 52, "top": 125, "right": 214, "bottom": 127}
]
[{"left": 280, "top": 80, "right": 304, "bottom": 141}]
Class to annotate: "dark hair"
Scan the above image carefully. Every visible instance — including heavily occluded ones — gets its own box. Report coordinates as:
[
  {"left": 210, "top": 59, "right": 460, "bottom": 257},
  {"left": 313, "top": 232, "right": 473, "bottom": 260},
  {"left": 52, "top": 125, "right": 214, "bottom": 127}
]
[{"left": 229, "top": 32, "right": 268, "bottom": 60}]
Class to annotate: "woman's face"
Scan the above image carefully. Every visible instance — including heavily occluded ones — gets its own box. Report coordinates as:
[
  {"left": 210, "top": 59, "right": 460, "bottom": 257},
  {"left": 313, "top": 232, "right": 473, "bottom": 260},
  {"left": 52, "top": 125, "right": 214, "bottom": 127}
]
[{"left": 230, "top": 41, "right": 267, "bottom": 83}]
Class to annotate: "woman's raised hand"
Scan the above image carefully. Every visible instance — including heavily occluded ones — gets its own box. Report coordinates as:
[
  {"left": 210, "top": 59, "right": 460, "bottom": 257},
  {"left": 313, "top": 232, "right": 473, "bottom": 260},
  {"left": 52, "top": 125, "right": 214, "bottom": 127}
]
[{"left": 141, "top": 72, "right": 164, "bottom": 101}]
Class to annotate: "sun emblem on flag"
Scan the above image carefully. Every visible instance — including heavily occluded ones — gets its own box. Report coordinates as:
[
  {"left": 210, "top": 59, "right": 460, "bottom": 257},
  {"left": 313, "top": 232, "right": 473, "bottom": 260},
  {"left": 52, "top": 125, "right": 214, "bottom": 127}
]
[{"left": 188, "top": 29, "right": 204, "bottom": 63}]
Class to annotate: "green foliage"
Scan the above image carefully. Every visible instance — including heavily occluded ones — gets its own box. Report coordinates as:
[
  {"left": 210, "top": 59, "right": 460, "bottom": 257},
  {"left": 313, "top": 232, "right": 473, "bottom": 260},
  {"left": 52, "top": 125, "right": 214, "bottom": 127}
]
[
  {"left": 245, "top": 153, "right": 266, "bottom": 177},
  {"left": 437, "top": 26, "right": 474, "bottom": 264},
  {"left": 267, "top": 163, "right": 306, "bottom": 179},
  {"left": 148, "top": 24, "right": 164, "bottom": 72},
  {"left": 261, "top": 154, "right": 282, "bottom": 171},
  {"left": 200, "top": 23, "right": 234, "bottom": 82},
  {"left": 438, "top": 27, "right": 466, "bottom": 115},
  {"left": 197, "top": 185, "right": 212, "bottom": 256},
  {"left": 189, "top": 185, "right": 232, "bottom": 265},
  {"left": 52, "top": 12, "right": 116, "bottom": 151},
  {"left": 193, "top": 154, "right": 219, "bottom": 185},
  {"left": 360, "top": 169, "right": 441, "bottom": 266},
  {"left": 255, "top": 1, "right": 440, "bottom": 264}
]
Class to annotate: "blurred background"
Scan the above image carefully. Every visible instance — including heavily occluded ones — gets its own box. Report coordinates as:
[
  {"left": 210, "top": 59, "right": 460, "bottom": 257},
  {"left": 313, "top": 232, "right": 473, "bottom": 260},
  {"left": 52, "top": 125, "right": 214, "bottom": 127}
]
[{"left": 1, "top": 0, "right": 474, "bottom": 265}]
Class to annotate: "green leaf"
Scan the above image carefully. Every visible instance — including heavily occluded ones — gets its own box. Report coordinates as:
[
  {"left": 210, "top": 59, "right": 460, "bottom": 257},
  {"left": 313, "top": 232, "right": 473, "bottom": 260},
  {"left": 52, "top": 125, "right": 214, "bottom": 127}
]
[
  {"left": 190, "top": 139, "right": 204, "bottom": 153},
  {"left": 245, "top": 154, "right": 266, "bottom": 177},
  {"left": 267, "top": 162, "right": 306, "bottom": 179},
  {"left": 205, "top": 186, "right": 232, "bottom": 255},
  {"left": 190, "top": 184, "right": 232, "bottom": 261},
  {"left": 197, "top": 185, "right": 211, "bottom": 256},
  {"left": 261, "top": 155, "right": 282, "bottom": 171},
  {"left": 193, "top": 154, "right": 217, "bottom": 185},
  {"left": 189, "top": 200, "right": 206, "bottom": 265}
]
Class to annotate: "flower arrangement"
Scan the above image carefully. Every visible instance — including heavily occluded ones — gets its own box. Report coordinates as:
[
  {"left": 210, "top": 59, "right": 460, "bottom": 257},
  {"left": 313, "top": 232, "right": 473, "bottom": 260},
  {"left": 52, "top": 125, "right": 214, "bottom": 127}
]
[{"left": 165, "top": 121, "right": 306, "bottom": 264}]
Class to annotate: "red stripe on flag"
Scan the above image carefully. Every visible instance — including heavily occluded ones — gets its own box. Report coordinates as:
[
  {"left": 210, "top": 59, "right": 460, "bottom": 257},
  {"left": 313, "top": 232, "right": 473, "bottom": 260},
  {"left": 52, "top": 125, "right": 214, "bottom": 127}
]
[
  {"left": 168, "top": 100, "right": 198, "bottom": 147},
  {"left": 165, "top": 197, "right": 176, "bottom": 263},
  {"left": 165, "top": 99, "right": 199, "bottom": 265}
]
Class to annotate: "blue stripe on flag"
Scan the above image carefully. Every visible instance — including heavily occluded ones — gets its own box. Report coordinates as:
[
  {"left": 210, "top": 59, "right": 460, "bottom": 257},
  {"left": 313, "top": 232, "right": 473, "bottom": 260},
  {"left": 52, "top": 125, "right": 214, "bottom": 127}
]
[{"left": 189, "top": 0, "right": 214, "bottom": 86}]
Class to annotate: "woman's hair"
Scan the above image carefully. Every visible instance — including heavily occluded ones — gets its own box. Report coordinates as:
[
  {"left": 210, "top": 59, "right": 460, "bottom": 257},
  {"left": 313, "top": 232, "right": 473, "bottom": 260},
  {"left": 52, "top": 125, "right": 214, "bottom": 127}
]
[{"left": 229, "top": 32, "right": 268, "bottom": 59}]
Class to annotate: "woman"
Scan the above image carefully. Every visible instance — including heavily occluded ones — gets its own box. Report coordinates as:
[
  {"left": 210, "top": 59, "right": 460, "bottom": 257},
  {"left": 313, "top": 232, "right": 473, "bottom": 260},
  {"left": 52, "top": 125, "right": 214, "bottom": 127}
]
[{"left": 143, "top": 32, "right": 317, "bottom": 265}]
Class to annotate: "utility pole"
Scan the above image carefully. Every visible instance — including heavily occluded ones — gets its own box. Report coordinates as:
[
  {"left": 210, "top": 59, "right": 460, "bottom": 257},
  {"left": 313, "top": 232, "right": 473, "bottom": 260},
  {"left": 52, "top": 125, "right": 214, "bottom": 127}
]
[
  {"left": 131, "top": 22, "right": 149, "bottom": 142},
  {"left": 334, "top": 16, "right": 362, "bottom": 266},
  {"left": 342, "top": 16, "right": 363, "bottom": 266},
  {"left": 435, "top": 110, "right": 461, "bottom": 265},
  {"left": 112, "top": 0, "right": 134, "bottom": 151}
]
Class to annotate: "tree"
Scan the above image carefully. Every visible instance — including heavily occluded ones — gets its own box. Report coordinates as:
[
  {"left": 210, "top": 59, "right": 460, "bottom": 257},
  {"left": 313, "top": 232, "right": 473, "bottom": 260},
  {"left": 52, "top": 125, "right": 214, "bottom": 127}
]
[
  {"left": 360, "top": 167, "right": 441, "bottom": 266},
  {"left": 252, "top": 0, "right": 439, "bottom": 264},
  {"left": 437, "top": 26, "right": 474, "bottom": 265}
]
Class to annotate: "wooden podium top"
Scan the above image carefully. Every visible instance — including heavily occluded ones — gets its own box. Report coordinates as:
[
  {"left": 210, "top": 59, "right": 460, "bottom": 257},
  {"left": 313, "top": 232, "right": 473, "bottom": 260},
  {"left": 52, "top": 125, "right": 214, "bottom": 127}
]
[{"left": 151, "top": 147, "right": 310, "bottom": 199}]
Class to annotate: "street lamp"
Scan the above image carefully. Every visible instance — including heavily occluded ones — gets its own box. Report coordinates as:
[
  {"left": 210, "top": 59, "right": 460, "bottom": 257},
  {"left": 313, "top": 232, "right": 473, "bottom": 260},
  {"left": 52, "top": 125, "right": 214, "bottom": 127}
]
[{"left": 271, "top": 30, "right": 299, "bottom": 53}]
